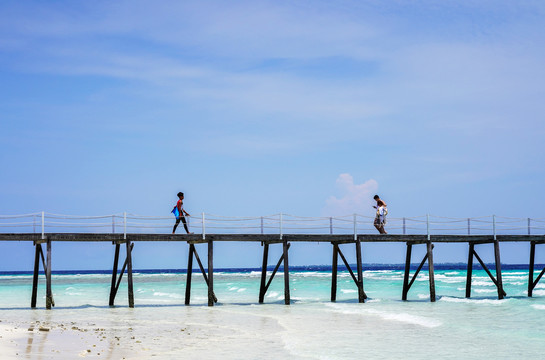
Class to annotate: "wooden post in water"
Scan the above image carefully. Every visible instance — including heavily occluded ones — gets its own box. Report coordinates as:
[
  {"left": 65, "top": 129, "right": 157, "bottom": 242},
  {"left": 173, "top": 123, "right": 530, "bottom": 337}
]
[
  {"left": 208, "top": 239, "right": 214, "bottom": 306},
  {"left": 126, "top": 239, "right": 134, "bottom": 308},
  {"left": 426, "top": 215, "right": 436, "bottom": 302},
  {"left": 46, "top": 240, "right": 53, "bottom": 309},
  {"left": 427, "top": 241, "right": 436, "bottom": 302},
  {"left": 355, "top": 240, "right": 365, "bottom": 303},
  {"left": 185, "top": 244, "right": 194, "bottom": 305},
  {"left": 529, "top": 241, "right": 536, "bottom": 297},
  {"left": 283, "top": 239, "right": 290, "bottom": 305},
  {"left": 331, "top": 243, "right": 338, "bottom": 302},
  {"left": 109, "top": 243, "right": 120, "bottom": 306},
  {"left": 466, "top": 242, "right": 474, "bottom": 298},
  {"left": 494, "top": 239, "right": 504, "bottom": 300},
  {"left": 259, "top": 242, "right": 269, "bottom": 303},
  {"left": 31, "top": 243, "right": 41, "bottom": 308},
  {"left": 402, "top": 242, "right": 412, "bottom": 301}
]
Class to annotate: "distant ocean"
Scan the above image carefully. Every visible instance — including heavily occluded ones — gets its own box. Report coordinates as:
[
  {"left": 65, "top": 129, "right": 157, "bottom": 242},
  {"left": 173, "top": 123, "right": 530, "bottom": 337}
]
[{"left": 1, "top": 265, "right": 545, "bottom": 359}]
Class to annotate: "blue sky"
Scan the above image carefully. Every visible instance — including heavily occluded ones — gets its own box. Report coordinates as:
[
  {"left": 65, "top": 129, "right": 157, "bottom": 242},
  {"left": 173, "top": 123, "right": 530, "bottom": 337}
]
[{"left": 1, "top": 1, "right": 545, "bottom": 270}]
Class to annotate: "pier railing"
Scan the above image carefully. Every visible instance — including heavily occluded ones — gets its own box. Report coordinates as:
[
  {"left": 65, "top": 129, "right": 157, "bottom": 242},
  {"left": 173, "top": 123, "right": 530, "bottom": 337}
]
[{"left": 1, "top": 212, "right": 544, "bottom": 236}]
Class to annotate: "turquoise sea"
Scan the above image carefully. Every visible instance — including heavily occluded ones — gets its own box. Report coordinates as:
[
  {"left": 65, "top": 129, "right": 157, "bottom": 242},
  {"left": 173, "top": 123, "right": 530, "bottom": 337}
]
[{"left": 1, "top": 265, "right": 545, "bottom": 359}]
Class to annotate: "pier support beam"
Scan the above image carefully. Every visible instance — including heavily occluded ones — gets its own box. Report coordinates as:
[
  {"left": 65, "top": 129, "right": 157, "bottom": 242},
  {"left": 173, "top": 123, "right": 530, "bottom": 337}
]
[
  {"left": 259, "top": 242, "right": 270, "bottom": 303},
  {"left": 208, "top": 239, "right": 214, "bottom": 306},
  {"left": 465, "top": 241, "right": 505, "bottom": 299},
  {"left": 184, "top": 243, "right": 218, "bottom": 306},
  {"left": 331, "top": 243, "right": 338, "bottom": 302},
  {"left": 331, "top": 241, "right": 367, "bottom": 303},
  {"left": 46, "top": 239, "right": 53, "bottom": 309},
  {"left": 31, "top": 241, "right": 55, "bottom": 309},
  {"left": 528, "top": 241, "right": 545, "bottom": 297},
  {"left": 466, "top": 243, "right": 474, "bottom": 298},
  {"left": 258, "top": 241, "right": 291, "bottom": 304},
  {"left": 109, "top": 240, "right": 135, "bottom": 307},
  {"left": 31, "top": 243, "right": 42, "bottom": 308},
  {"left": 402, "top": 242, "right": 435, "bottom": 302},
  {"left": 283, "top": 239, "right": 290, "bottom": 305}
]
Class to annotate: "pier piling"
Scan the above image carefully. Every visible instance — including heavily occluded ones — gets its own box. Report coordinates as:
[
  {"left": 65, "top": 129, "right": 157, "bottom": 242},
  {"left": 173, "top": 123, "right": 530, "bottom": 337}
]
[
  {"left": 402, "top": 241, "right": 435, "bottom": 302},
  {"left": 331, "top": 241, "right": 367, "bottom": 303},
  {"left": 528, "top": 241, "right": 545, "bottom": 297},
  {"left": 466, "top": 241, "right": 506, "bottom": 300},
  {"left": 259, "top": 242, "right": 270, "bottom": 303},
  {"left": 184, "top": 242, "right": 218, "bottom": 305},
  {"left": 283, "top": 239, "right": 290, "bottom": 305}
]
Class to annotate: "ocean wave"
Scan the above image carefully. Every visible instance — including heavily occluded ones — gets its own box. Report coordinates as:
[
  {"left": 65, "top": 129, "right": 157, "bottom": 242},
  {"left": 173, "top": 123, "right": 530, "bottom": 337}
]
[
  {"left": 473, "top": 289, "right": 497, "bottom": 293},
  {"left": 505, "top": 272, "right": 527, "bottom": 275},
  {"left": 294, "top": 272, "right": 331, "bottom": 278},
  {"left": 531, "top": 304, "right": 545, "bottom": 310},
  {"left": 0, "top": 275, "right": 33, "bottom": 280},
  {"left": 502, "top": 276, "right": 527, "bottom": 281},
  {"left": 325, "top": 304, "right": 441, "bottom": 328},
  {"left": 340, "top": 289, "right": 357, "bottom": 294},
  {"left": 532, "top": 290, "right": 545, "bottom": 296},
  {"left": 439, "top": 296, "right": 507, "bottom": 305},
  {"left": 136, "top": 273, "right": 179, "bottom": 278}
]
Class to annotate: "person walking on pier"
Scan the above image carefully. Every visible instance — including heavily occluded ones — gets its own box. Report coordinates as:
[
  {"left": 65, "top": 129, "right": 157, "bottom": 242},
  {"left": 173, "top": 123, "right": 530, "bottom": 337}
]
[
  {"left": 373, "top": 195, "right": 387, "bottom": 234},
  {"left": 172, "top": 192, "right": 192, "bottom": 234}
]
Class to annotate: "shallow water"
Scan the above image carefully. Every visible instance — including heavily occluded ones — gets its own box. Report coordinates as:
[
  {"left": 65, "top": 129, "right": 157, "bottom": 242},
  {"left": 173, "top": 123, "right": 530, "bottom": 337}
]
[{"left": 1, "top": 268, "right": 544, "bottom": 359}]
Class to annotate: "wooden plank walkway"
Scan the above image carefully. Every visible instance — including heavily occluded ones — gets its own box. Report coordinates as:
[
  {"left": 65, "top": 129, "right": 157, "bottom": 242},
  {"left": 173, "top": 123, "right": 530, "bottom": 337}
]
[
  {"left": 2, "top": 233, "right": 545, "bottom": 242},
  {"left": 1, "top": 232, "right": 545, "bottom": 309}
]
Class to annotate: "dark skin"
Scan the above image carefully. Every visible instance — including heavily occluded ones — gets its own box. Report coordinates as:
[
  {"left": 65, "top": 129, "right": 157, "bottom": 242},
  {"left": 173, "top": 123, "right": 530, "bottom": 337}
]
[
  {"left": 176, "top": 194, "right": 190, "bottom": 218},
  {"left": 172, "top": 194, "right": 192, "bottom": 234}
]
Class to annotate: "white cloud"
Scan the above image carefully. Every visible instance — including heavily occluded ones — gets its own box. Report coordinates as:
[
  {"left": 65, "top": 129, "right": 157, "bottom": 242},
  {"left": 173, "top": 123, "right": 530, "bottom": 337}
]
[{"left": 324, "top": 174, "right": 378, "bottom": 216}]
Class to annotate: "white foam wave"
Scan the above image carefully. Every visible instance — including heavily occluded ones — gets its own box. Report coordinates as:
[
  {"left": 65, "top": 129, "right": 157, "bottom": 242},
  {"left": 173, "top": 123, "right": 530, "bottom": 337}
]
[
  {"left": 326, "top": 304, "right": 441, "bottom": 328},
  {"left": 531, "top": 304, "right": 545, "bottom": 310},
  {"left": 439, "top": 296, "right": 507, "bottom": 305},
  {"left": 152, "top": 292, "right": 183, "bottom": 299},
  {"left": 474, "top": 289, "right": 496, "bottom": 293},
  {"left": 502, "top": 276, "right": 526, "bottom": 281},
  {"left": 340, "top": 289, "right": 357, "bottom": 294}
]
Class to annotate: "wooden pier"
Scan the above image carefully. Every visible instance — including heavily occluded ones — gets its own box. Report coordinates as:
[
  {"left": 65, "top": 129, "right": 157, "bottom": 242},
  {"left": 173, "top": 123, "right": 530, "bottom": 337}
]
[{"left": 1, "top": 232, "right": 544, "bottom": 309}]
